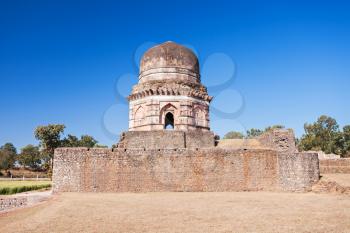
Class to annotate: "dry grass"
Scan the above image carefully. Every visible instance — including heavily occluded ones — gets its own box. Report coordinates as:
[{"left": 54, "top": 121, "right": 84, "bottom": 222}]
[{"left": 1, "top": 192, "right": 349, "bottom": 233}]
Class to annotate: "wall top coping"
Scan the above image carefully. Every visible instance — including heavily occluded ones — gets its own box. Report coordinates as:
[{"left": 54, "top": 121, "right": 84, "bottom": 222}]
[{"left": 55, "top": 147, "right": 280, "bottom": 153}]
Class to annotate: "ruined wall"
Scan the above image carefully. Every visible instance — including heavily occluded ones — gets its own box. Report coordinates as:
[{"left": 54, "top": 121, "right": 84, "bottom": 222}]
[
  {"left": 319, "top": 159, "right": 350, "bottom": 173},
  {"left": 257, "top": 129, "right": 297, "bottom": 154},
  {"left": 277, "top": 152, "right": 320, "bottom": 191},
  {"left": 0, "top": 197, "right": 27, "bottom": 212},
  {"left": 256, "top": 129, "right": 319, "bottom": 191},
  {"left": 53, "top": 148, "right": 319, "bottom": 193},
  {"left": 117, "top": 130, "right": 215, "bottom": 149}
]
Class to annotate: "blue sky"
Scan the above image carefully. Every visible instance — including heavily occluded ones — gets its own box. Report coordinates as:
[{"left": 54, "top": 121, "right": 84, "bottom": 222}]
[{"left": 1, "top": 0, "right": 349, "bottom": 149}]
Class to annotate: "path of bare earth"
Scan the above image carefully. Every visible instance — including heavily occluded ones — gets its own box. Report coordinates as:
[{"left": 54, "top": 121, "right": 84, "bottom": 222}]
[{"left": 0, "top": 191, "right": 349, "bottom": 233}]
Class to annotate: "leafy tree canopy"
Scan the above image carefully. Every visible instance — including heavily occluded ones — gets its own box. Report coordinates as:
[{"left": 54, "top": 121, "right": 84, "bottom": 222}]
[
  {"left": 35, "top": 124, "right": 65, "bottom": 157},
  {"left": 18, "top": 145, "right": 42, "bottom": 170},
  {"left": 0, "top": 143, "right": 17, "bottom": 170},
  {"left": 246, "top": 128, "right": 263, "bottom": 138},
  {"left": 298, "top": 115, "right": 344, "bottom": 155},
  {"left": 246, "top": 125, "right": 285, "bottom": 138},
  {"left": 60, "top": 134, "right": 98, "bottom": 148},
  {"left": 79, "top": 135, "right": 98, "bottom": 148}
]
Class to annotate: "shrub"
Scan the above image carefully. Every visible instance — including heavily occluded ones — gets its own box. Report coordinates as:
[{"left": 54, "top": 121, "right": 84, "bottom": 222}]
[{"left": 0, "top": 184, "right": 51, "bottom": 195}]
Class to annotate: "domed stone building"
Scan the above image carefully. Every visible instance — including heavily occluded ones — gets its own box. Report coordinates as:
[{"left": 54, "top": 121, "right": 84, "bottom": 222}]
[
  {"left": 118, "top": 41, "right": 216, "bottom": 149},
  {"left": 128, "top": 41, "right": 212, "bottom": 131}
]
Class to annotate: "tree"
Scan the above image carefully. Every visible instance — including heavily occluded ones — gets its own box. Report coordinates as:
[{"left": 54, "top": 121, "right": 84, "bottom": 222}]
[
  {"left": 18, "top": 145, "right": 42, "bottom": 170},
  {"left": 79, "top": 135, "right": 98, "bottom": 148},
  {"left": 223, "top": 131, "right": 244, "bottom": 139},
  {"left": 0, "top": 150, "right": 9, "bottom": 171},
  {"left": 298, "top": 115, "right": 342, "bottom": 154},
  {"left": 0, "top": 143, "right": 17, "bottom": 171},
  {"left": 35, "top": 124, "right": 65, "bottom": 169},
  {"left": 60, "top": 134, "right": 80, "bottom": 147},
  {"left": 60, "top": 134, "right": 98, "bottom": 148},
  {"left": 342, "top": 125, "right": 350, "bottom": 157},
  {"left": 246, "top": 128, "right": 263, "bottom": 138}
]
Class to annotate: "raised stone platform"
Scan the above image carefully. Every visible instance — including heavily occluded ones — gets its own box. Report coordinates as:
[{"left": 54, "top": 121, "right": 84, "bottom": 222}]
[
  {"left": 53, "top": 147, "right": 319, "bottom": 193},
  {"left": 117, "top": 130, "right": 215, "bottom": 149}
]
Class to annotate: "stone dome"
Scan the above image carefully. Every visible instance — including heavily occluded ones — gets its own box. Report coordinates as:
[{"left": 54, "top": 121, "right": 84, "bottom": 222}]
[{"left": 139, "top": 41, "right": 200, "bottom": 83}]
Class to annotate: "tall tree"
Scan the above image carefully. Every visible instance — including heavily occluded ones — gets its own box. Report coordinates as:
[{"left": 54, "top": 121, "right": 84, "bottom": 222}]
[
  {"left": 78, "top": 135, "right": 98, "bottom": 148},
  {"left": 0, "top": 150, "right": 9, "bottom": 171},
  {"left": 60, "top": 134, "right": 98, "bottom": 148},
  {"left": 18, "top": 145, "right": 42, "bottom": 170},
  {"left": 0, "top": 143, "right": 17, "bottom": 171},
  {"left": 342, "top": 125, "right": 350, "bottom": 157},
  {"left": 298, "top": 115, "right": 342, "bottom": 154},
  {"left": 60, "top": 134, "right": 80, "bottom": 147},
  {"left": 35, "top": 124, "right": 65, "bottom": 169}
]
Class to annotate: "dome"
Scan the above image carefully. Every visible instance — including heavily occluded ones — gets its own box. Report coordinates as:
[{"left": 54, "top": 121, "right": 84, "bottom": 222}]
[{"left": 139, "top": 41, "right": 200, "bottom": 83}]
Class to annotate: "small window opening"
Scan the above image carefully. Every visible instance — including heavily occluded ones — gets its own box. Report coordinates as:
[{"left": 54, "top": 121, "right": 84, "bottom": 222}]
[{"left": 164, "top": 112, "right": 174, "bottom": 130}]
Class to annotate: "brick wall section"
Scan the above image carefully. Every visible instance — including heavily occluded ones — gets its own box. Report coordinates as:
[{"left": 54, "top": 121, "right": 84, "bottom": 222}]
[
  {"left": 185, "top": 130, "right": 215, "bottom": 148},
  {"left": 117, "top": 130, "right": 215, "bottom": 149},
  {"left": 53, "top": 148, "right": 319, "bottom": 193},
  {"left": 278, "top": 152, "right": 320, "bottom": 191},
  {"left": 257, "top": 129, "right": 297, "bottom": 154},
  {"left": 0, "top": 197, "right": 27, "bottom": 211},
  {"left": 319, "top": 159, "right": 350, "bottom": 173}
]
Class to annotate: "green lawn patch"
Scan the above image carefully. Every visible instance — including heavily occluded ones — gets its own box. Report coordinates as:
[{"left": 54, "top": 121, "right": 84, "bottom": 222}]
[{"left": 0, "top": 181, "right": 52, "bottom": 195}]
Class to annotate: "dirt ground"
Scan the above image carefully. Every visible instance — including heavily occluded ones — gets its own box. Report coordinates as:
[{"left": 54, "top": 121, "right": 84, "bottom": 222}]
[
  {"left": 0, "top": 192, "right": 349, "bottom": 233},
  {"left": 321, "top": 173, "right": 350, "bottom": 187}
]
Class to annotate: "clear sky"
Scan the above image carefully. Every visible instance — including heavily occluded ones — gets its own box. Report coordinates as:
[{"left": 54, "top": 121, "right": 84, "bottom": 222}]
[{"left": 1, "top": 0, "right": 349, "bottom": 149}]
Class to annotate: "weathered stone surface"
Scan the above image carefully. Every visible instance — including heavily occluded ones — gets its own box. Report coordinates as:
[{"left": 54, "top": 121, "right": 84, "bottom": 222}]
[
  {"left": 117, "top": 130, "right": 215, "bottom": 149},
  {"left": 129, "top": 41, "right": 211, "bottom": 131},
  {"left": 0, "top": 197, "right": 27, "bottom": 211},
  {"left": 308, "top": 151, "right": 341, "bottom": 160},
  {"left": 257, "top": 129, "right": 297, "bottom": 154},
  {"left": 139, "top": 41, "right": 200, "bottom": 83},
  {"left": 53, "top": 148, "right": 319, "bottom": 193},
  {"left": 319, "top": 158, "right": 350, "bottom": 173}
]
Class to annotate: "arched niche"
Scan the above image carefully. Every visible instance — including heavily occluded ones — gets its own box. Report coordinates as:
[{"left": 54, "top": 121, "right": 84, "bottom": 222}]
[
  {"left": 134, "top": 105, "right": 145, "bottom": 127},
  {"left": 160, "top": 103, "right": 177, "bottom": 130}
]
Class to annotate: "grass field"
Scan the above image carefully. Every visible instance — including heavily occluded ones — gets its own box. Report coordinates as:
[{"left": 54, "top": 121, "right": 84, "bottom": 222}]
[{"left": 0, "top": 181, "right": 51, "bottom": 195}]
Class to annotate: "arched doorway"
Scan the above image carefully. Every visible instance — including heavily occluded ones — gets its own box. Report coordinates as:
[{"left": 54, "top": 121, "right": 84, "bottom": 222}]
[{"left": 164, "top": 112, "right": 174, "bottom": 129}]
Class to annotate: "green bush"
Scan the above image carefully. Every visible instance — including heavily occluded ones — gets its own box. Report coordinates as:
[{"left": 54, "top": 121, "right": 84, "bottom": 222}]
[{"left": 0, "top": 184, "right": 51, "bottom": 195}]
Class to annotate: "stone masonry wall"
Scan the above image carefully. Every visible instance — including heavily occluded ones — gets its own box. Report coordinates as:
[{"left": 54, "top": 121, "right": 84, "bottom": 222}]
[
  {"left": 185, "top": 130, "right": 215, "bottom": 148},
  {"left": 277, "top": 152, "right": 320, "bottom": 191},
  {"left": 0, "top": 197, "right": 27, "bottom": 212},
  {"left": 117, "top": 130, "right": 215, "bottom": 149},
  {"left": 319, "top": 159, "right": 350, "bottom": 173},
  {"left": 257, "top": 129, "right": 297, "bottom": 154},
  {"left": 255, "top": 129, "right": 320, "bottom": 191},
  {"left": 53, "top": 148, "right": 319, "bottom": 193}
]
